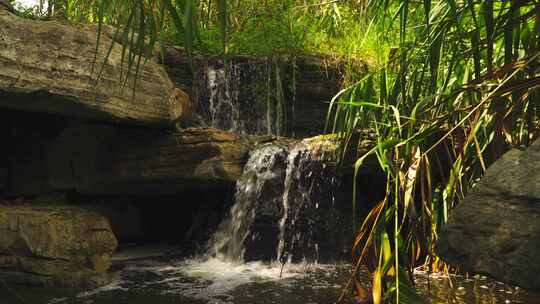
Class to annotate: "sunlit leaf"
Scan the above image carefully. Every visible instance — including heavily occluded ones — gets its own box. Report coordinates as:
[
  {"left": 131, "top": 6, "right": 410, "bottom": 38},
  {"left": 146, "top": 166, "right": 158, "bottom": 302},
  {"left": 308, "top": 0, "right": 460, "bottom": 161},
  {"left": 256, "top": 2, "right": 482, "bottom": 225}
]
[{"left": 372, "top": 269, "right": 382, "bottom": 304}]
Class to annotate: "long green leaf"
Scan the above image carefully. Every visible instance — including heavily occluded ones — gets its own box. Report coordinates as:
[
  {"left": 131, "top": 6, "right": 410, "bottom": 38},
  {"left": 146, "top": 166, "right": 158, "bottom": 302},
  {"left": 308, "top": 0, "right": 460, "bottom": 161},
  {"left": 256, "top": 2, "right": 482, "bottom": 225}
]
[{"left": 217, "top": 0, "right": 227, "bottom": 54}]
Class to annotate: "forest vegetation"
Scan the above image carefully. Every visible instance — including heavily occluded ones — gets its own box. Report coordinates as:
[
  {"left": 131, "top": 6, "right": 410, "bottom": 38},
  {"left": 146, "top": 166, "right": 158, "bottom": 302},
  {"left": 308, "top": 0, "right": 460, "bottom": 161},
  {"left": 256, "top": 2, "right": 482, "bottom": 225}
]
[{"left": 9, "top": 0, "right": 540, "bottom": 303}]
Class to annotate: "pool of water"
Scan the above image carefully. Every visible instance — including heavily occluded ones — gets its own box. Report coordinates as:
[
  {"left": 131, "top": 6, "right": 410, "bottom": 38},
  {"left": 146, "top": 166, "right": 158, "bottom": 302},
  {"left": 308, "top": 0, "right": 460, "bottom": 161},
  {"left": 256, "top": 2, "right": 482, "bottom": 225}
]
[
  {"left": 1, "top": 253, "right": 539, "bottom": 304},
  {"left": 0, "top": 257, "right": 347, "bottom": 304},
  {"left": 415, "top": 269, "right": 540, "bottom": 304}
]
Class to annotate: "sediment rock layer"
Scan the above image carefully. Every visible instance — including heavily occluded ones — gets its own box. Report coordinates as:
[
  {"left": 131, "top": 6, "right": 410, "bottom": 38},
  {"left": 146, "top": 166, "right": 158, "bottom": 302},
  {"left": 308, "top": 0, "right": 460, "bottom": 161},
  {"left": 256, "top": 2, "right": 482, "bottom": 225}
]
[
  {"left": 0, "top": 8, "right": 178, "bottom": 126},
  {"left": 0, "top": 206, "right": 117, "bottom": 287},
  {"left": 46, "top": 126, "right": 250, "bottom": 195}
]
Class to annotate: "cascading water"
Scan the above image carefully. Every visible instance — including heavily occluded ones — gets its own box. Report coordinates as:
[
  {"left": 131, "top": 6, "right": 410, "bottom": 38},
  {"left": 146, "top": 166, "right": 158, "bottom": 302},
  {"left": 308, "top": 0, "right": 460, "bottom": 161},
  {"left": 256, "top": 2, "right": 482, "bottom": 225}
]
[
  {"left": 207, "top": 142, "right": 291, "bottom": 262},
  {"left": 276, "top": 138, "right": 342, "bottom": 264},
  {"left": 142, "top": 138, "right": 350, "bottom": 302},
  {"left": 208, "top": 136, "right": 347, "bottom": 265},
  {"left": 195, "top": 58, "right": 290, "bottom": 136},
  {"left": 33, "top": 53, "right": 540, "bottom": 304},
  {"left": 205, "top": 64, "right": 241, "bottom": 132},
  {"left": 38, "top": 140, "right": 540, "bottom": 304}
]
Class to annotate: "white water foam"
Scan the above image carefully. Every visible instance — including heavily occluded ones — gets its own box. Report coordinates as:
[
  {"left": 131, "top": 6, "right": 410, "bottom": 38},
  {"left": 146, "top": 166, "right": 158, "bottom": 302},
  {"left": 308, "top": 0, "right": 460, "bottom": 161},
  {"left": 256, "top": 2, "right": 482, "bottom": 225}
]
[
  {"left": 51, "top": 257, "right": 341, "bottom": 304},
  {"left": 177, "top": 258, "right": 302, "bottom": 299}
]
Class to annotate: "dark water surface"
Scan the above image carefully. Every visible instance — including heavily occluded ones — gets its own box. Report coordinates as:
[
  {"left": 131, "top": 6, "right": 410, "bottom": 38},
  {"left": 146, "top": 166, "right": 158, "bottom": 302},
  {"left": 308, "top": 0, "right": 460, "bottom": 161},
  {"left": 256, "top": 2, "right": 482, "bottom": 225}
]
[{"left": 1, "top": 254, "right": 539, "bottom": 304}]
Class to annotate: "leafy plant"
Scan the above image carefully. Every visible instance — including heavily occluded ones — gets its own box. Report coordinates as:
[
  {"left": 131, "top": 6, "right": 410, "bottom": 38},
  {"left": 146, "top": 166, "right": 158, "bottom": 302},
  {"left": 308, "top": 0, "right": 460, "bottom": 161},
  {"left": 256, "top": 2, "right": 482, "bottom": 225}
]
[{"left": 327, "top": 1, "right": 540, "bottom": 303}]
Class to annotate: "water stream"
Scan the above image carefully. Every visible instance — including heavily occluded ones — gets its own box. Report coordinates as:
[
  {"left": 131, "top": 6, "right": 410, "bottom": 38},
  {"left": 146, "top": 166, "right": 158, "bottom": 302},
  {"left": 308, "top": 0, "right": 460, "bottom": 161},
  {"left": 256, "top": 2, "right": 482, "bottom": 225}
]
[
  {"left": 207, "top": 142, "right": 291, "bottom": 262},
  {"left": 208, "top": 137, "right": 344, "bottom": 265},
  {"left": 195, "top": 58, "right": 288, "bottom": 136},
  {"left": 2, "top": 140, "right": 540, "bottom": 303}
]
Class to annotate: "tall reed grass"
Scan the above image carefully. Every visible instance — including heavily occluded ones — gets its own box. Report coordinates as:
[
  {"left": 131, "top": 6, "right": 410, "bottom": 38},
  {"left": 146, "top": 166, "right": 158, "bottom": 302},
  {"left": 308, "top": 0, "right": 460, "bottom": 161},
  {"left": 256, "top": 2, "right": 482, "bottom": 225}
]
[{"left": 327, "top": 1, "right": 539, "bottom": 303}]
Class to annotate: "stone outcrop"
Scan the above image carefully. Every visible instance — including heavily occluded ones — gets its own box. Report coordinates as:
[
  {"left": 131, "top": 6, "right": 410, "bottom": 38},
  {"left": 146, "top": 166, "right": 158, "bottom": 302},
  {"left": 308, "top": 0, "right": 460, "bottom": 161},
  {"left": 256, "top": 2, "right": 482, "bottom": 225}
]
[
  {"left": 49, "top": 126, "right": 250, "bottom": 195},
  {"left": 4, "top": 123, "right": 250, "bottom": 196},
  {"left": 0, "top": 8, "right": 179, "bottom": 127},
  {"left": 0, "top": 3, "right": 260, "bottom": 290},
  {"left": 0, "top": 206, "right": 118, "bottom": 287},
  {"left": 438, "top": 140, "right": 540, "bottom": 290}
]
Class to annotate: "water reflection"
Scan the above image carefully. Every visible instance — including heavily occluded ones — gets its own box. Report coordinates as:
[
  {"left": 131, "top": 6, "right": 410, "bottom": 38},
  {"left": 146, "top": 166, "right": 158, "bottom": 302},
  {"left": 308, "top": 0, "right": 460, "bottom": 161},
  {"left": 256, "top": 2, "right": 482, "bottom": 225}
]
[
  {"left": 416, "top": 269, "right": 537, "bottom": 304},
  {"left": 1, "top": 258, "right": 539, "bottom": 304}
]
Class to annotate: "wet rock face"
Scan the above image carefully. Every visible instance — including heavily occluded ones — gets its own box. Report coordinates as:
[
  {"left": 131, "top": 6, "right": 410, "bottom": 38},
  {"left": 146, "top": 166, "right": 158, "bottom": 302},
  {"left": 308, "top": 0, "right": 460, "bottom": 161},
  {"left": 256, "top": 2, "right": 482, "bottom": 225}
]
[
  {"left": 193, "top": 56, "right": 347, "bottom": 138},
  {"left": 275, "top": 138, "right": 350, "bottom": 263},
  {"left": 0, "top": 206, "right": 118, "bottom": 287},
  {"left": 438, "top": 140, "right": 540, "bottom": 290},
  {"left": 209, "top": 136, "right": 354, "bottom": 263},
  {"left": 194, "top": 57, "right": 274, "bottom": 135},
  {"left": 162, "top": 48, "right": 359, "bottom": 138},
  {"left": 235, "top": 141, "right": 294, "bottom": 261}
]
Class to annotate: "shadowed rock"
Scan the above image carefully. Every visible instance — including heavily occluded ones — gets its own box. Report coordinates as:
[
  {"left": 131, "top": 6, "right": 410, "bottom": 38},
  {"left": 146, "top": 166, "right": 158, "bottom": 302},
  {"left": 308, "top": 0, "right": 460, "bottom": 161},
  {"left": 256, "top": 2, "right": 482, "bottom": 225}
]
[
  {"left": 438, "top": 140, "right": 540, "bottom": 290},
  {"left": 47, "top": 126, "right": 250, "bottom": 195}
]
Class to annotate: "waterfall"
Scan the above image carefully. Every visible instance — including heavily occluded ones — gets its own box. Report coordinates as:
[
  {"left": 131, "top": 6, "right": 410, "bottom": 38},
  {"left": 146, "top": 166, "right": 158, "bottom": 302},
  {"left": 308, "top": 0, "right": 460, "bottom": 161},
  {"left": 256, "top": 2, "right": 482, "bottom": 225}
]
[
  {"left": 205, "top": 64, "right": 241, "bottom": 132},
  {"left": 208, "top": 137, "right": 344, "bottom": 264},
  {"left": 195, "top": 58, "right": 289, "bottom": 136},
  {"left": 207, "top": 141, "right": 291, "bottom": 262},
  {"left": 276, "top": 138, "right": 340, "bottom": 263}
]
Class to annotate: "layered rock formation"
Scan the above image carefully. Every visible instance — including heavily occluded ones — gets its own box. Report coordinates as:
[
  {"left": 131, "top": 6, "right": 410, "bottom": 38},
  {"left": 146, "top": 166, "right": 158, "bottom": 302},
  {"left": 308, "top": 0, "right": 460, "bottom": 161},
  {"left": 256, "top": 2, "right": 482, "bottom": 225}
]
[
  {"left": 438, "top": 140, "right": 540, "bottom": 290},
  {"left": 48, "top": 126, "right": 250, "bottom": 195},
  {"left": 0, "top": 206, "right": 117, "bottom": 287},
  {"left": 2, "top": 111, "right": 250, "bottom": 197},
  {"left": 0, "top": 6, "right": 251, "bottom": 288},
  {"left": 0, "top": 7, "right": 178, "bottom": 126},
  {"left": 0, "top": 7, "right": 251, "bottom": 198}
]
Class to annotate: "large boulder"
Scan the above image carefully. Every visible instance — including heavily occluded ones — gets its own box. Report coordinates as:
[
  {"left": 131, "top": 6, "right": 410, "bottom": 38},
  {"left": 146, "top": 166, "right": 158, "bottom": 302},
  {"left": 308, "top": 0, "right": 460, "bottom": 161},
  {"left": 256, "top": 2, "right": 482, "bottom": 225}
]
[
  {"left": 0, "top": 205, "right": 118, "bottom": 287},
  {"left": 438, "top": 140, "right": 540, "bottom": 290},
  {"left": 0, "top": 8, "right": 180, "bottom": 127}
]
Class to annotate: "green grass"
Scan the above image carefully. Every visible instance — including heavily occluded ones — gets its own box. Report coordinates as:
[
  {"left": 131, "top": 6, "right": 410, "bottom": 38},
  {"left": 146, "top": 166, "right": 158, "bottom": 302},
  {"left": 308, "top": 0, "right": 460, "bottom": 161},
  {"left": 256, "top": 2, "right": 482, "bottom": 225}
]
[
  {"left": 196, "top": 3, "right": 396, "bottom": 68},
  {"left": 10, "top": 0, "right": 396, "bottom": 71}
]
